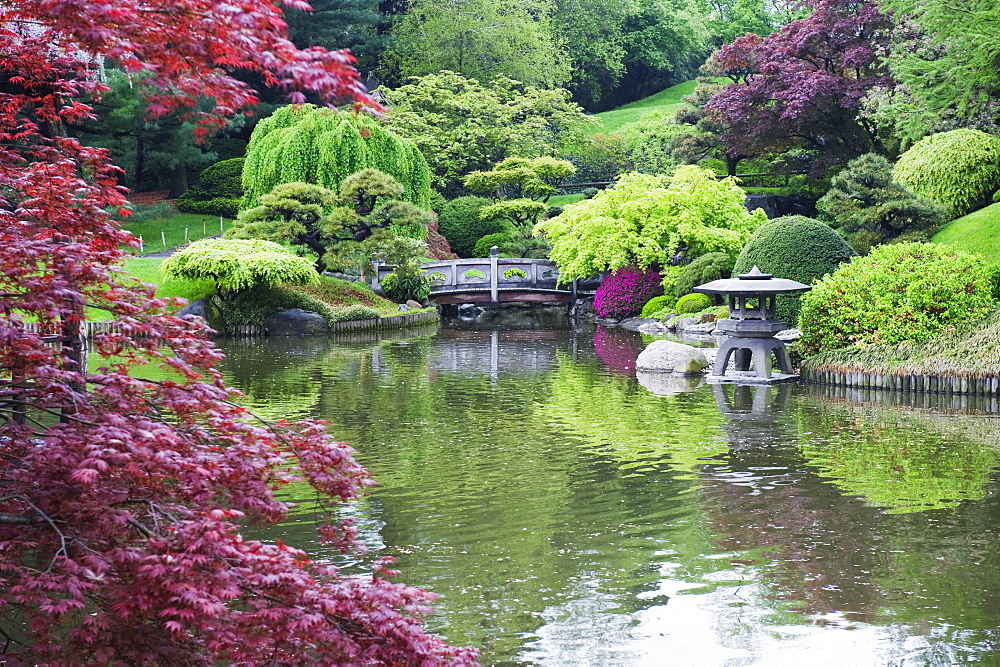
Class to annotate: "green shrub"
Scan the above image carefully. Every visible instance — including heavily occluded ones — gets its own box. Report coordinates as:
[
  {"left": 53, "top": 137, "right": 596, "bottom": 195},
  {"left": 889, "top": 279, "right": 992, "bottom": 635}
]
[
  {"left": 673, "top": 252, "right": 735, "bottom": 298},
  {"left": 472, "top": 233, "right": 509, "bottom": 258},
  {"left": 381, "top": 262, "right": 431, "bottom": 302},
  {"left": 797, "top": 242, "right": 993, "bottom": 356},
  {"left": 176, "top": 197, "right": 240, "bottom": 219},
  {"left": 641, "top": 295, "right": 676, "bottom": 318},
  {"left": 893, "top": 129, "right": 1000, "bottom": 216},
  {"left": 994, "top": 190, "right": 1000, "bottom": 204},
  {"left": 118, "top": 200, "right": 177, "bottom": 224},
  {"left": 817, "top": 153, "right": 948, "bottom": 254},
  {"left": 675, "top": 292, "right": 711, "bottom": 313},
  {"left": 436, "top": 196, "right": 506, "bottom": 257},
  {"left": 213, "top": 284, "right": 337, "bottom": 326},
  {"left": 329, "top": 304, "right": 382, "bottom": 322},
  {"left": 733, "top": 215, "right": 857, "bottom": 325}
]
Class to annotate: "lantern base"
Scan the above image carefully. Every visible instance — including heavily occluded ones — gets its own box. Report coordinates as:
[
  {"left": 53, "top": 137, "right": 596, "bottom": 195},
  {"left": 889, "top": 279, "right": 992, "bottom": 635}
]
[{"left": 707, "top": 371, "right": 799, "bottom": 385}]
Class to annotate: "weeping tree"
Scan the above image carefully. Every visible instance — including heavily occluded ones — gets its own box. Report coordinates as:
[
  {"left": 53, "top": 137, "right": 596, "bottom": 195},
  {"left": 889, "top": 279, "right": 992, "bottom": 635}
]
[
  {"left": 230, "top": 170, "right": 433, "bottom": 274},
  {"left": 241, "top": 104, "right": 432, "bottom": 211}
]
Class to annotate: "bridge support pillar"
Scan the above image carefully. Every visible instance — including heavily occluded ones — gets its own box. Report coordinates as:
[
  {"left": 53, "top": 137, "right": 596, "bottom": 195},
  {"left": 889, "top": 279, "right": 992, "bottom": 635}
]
[{"left": 489, "top": 246, "right": 499, "bottom": 302}]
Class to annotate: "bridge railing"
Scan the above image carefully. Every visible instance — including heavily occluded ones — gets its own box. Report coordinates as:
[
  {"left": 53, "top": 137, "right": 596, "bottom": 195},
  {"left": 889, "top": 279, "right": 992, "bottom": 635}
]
[{"left": 377, "top": 257, "right": 576, "bottom": 303}]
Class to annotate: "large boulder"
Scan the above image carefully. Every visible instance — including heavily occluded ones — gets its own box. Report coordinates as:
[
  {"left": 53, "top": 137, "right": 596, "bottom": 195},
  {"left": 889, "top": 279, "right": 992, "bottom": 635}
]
[
  {"left": 265, "top": 308, "right": 329, "bottom": 336},
  {"left": 635, "top": 340, "right": 709, "bottom": 375}
]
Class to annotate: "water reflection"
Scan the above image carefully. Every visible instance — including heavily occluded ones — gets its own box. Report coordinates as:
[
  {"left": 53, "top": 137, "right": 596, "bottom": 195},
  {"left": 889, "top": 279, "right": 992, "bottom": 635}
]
[{"left": 217, "top": 326, "right": 1000, "bottom": 665}]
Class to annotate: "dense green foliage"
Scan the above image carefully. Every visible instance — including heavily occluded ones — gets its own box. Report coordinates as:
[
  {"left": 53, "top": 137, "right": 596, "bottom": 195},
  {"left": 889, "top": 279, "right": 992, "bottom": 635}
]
[
  {"left": 672, "top": 251, "right": 734, "bottom": 298},
  {"left": 733, "top": 215, "right": 857, "bottom": 325},
  {"left": 817, "top": 153, "right": 948, "bottom": 254},
  {"left": 797, "top": 242, "right": 993, "bottom": 356},
  {"left": 472, "top": 233, "right": 511, "bottom": 258},
  {"left": 435, "top": 196, "right": 503, "bottom": 258},
  {"left": 381, "top": 72, "right": 593, "bottom": 193},
  {"left": 161, "top": 238, "right": 318, "bottom": 297},
  {"left": 241, "top": 104, "right": 431, "bottom": 210},
  {"left": 329, "top": 304, "right": 384, "bottom": 322},
  {"left": 893, "top": 129, "right": 1000, "bottom": 216},
  {"left": 675, "top": 292, "right": 711, "bottom": 313},
  {"left": 212, "top": 283, "right": 338, "bottom": 326},
  {"left": 640, "top": 294, "right": 676, "bottom": 318},
  {"left": 177, "top": 158, "right": 245, "bottom": 218},
  {"left": 536, "top": 167, "right": 767, "bottom": 281},
  {"left": 381, "top": 263, "right": 432, "bottom": 302}
]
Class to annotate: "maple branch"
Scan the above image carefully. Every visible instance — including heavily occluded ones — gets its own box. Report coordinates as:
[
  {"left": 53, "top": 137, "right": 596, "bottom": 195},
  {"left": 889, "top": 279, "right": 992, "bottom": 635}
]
[{"left": 0, "top": 496, "right": 66, "bottom": 569}]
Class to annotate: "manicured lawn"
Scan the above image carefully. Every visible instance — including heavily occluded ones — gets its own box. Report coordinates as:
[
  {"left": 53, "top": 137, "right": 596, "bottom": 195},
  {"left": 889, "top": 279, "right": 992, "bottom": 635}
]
[
  {"left": 548, "top": 193, "right": 587, "bottom": 207},
  {"left": 932, "top": 203, "right": 1000, "bottom": 265},
  {"left": 585, "top": 79, "right": 699, "bottom": 136},
  {"left": 123, "top": 213, "right": 234, "bottom": 254}
]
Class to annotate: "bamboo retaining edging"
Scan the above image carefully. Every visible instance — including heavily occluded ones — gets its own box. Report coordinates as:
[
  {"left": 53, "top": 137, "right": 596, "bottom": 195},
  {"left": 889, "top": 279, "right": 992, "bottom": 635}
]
[{"left": 800, "top": 363, "right": 1000, "bottom": 397}]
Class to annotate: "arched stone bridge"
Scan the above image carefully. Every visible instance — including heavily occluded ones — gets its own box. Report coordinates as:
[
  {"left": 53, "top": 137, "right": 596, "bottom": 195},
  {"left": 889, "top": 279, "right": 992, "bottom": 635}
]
[{"left": 378, "top": 258, "right": 580, "bottom": 305}]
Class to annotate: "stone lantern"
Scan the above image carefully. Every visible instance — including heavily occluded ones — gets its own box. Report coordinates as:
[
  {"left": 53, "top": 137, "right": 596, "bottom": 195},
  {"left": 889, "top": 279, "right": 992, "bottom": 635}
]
[{"left": 694, "top": 266, "right": 810, "bottom": 383}]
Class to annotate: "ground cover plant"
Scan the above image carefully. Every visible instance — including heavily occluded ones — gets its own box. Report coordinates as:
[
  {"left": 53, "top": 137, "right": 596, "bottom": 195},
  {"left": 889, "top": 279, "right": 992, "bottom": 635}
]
[
  {"left": 0, "top": 2, "right": 475, "bottom": 663},
  {"left": 797, "top": 242, "right": 993, "bottom": 356},
  {"left": 733, "top": 215, "right": 857, "bottom": 325}
]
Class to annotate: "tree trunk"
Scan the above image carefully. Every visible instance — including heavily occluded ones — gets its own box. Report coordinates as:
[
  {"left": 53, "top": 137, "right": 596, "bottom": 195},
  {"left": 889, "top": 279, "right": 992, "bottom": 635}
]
[{"left": 168, "top": 161, "right": 188, "bottom": 199}]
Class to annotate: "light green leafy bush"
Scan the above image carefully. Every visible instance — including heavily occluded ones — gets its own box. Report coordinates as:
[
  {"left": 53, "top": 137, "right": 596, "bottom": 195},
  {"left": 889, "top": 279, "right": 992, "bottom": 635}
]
[
  {"left": 161, "top": 238, "right": 317, "bottom": 296},
  {"left": 733, "top": 215, "right": 857, "bottom": 325},
  {"left": 893, "top": 129, "right": 1000, "bottom": 216},
  {"left": 641, "top": 295, "right": 676, "bottom": 318},
  {"left": 675, "top": 292, "right": 712, "bottom": 313},
  {"left": 797, "top": 242, "right": 993, "bottom": 356},
  {"left": 380, "top": 262, "right": 431, "bottom": 302}
]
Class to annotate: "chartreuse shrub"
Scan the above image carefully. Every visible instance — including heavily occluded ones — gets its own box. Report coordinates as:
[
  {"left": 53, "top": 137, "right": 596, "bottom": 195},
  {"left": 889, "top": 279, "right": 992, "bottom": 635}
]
[
  {"left": 797, "top": 242, "right": 993, "bottom": 356},
  {"left": 817, "top": 153, "right": 948, "bottom": 254},
  {"left": 640, "top": 295, "right": 675, "bottom": 318},
  {"left": 177, "top": 158, "right": 245, "bottom": 218},
  {"left": 675, "top": 292, "right": 712, "bottom": 313},
  {"left": 161, "top": 238, "right": 317, "bottom": 298},
  {"left": 436, "top": 196, "right": 504, "bottom": 257},
  {"left": 241, "top": 104, "right": 431, "bottom": 210},
  {"left": 593, "top": 266, "right": 663, "bottom": 319},
  {"left": 733, "top": 215, "right": 857, "bottom": 325},
  {"left": 673, "top": 252, "right": 735, "bottom": 298},
  {"left": 893, "top": 129, "right": 1000, "bottom": 216}
]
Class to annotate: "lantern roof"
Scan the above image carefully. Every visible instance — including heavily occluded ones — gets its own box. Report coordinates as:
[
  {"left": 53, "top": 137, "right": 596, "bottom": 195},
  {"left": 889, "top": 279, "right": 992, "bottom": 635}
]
[{"left": 693, "top": 266, "right": 811, "bottom": 296}]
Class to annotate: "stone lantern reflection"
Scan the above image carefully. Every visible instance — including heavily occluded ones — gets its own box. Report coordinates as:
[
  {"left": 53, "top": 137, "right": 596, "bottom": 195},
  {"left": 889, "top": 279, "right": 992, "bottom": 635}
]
[{"left": 694, "top": 266, "right": 810, "bottom": 383}]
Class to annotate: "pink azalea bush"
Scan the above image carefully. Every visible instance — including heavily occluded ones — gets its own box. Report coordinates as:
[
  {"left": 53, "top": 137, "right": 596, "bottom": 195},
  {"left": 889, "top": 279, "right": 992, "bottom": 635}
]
[{"left": 593, "top": 266, "right": 663, "bottom": 319}]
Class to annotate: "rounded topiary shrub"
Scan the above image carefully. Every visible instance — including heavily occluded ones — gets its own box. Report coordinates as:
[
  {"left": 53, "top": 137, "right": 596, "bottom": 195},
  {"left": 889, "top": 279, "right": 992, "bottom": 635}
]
[
  {"left": 675, "top": 292, "right": 712, "bottom": 313},
  {"left": 673, "top": 252, "right": 735, "bottom": 298},
  {"left": 472, "top": 233, "right": 510, "bottom": 258},
  {"left": 593, "top": 266, "right": 663, "bottom": 319},
  {"left": 177, "top": 158, "right": 245, "bottom": 218},
  {"left": 641, "top": 295, "right": 675, "bottom": 318},
  {"left": 436, "top": 196, "right": 507, "bottom": 257},
  {"left": 893, "top": 129, "right": 1000, "bottom": 216},
  {"left": 733, "top": 215, "right": 857, "bottom": 325},
  {"left": 797, "top": 242, "right": 993, "bottom": 356}
]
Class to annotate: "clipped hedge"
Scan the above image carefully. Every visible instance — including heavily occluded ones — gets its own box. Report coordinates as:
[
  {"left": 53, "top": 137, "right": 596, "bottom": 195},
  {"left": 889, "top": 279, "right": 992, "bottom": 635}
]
[
  {"left": 176, "top": 197, "right": 240, "bottom": 219},
  {"left": 177, "top": 158, "right": 245, "bottom": 218},
  {"left": 733, "top": 215, "right": 856, "bottom": 325},
  {"left": 472, "top": 233, "right": 510, "bottom": 258},
  {"left": 893, "top": 129, "right": 1000, "bottom": 216},
  {"left": 641, "top": 295, "right": 676, "bottom": 318},
  {"left": 436, "top": 196, "right": 506, "bottom": 257},
  {"left": 675, "top": 292, "right": 711, "bottom": 313},
  {"left": 797, "top": 242, "right": 993, "bottom": 356}
]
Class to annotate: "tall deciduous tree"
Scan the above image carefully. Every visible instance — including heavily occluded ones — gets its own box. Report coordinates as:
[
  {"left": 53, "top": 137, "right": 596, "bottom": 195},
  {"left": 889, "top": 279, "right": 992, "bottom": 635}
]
[
  {"left": 382, "top": 71, "right": 594, "bottom": 193},
  {"left": 705, "top": 0, "right": 892, "bottom": 169},
  {"left": 386, "top": 0, "right": 570, "bottom": 88},
  {"left": 0, "top": 1, "right": 474, "bottom": 663}
]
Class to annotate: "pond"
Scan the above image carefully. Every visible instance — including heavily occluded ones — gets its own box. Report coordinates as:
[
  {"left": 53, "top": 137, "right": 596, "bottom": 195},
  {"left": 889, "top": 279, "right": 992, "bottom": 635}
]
[{"left": 217, "top": 322, "right": 1000, "bottom": 665}]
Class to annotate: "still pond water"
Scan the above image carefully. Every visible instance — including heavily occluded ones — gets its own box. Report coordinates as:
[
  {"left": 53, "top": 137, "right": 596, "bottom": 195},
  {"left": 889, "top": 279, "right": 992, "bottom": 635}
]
[{"left": 218, "top": 322, "right": 1000, "bottom": 666}]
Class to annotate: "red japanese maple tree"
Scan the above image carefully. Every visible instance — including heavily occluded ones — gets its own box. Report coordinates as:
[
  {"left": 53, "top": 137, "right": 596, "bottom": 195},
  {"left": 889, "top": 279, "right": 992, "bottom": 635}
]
[
  {"left": 0, "top": 2, "right": 476, "bottom": 663},
  {"left": 705, "top": 0, "right": 893, "bottom": 167}
]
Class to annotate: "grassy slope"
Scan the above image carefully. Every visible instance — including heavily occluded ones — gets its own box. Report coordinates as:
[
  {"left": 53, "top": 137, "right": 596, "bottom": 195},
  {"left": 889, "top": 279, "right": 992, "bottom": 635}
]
[
  {"left": 123, "top": 213, "right": 234, "bottom": 255},
  {"left": 585, "top": 79, "right": 699, "bottom": 136},
  {"left": 932, "top": 203, "right": 1000, "bottom": 266}
]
